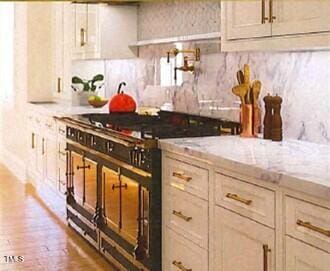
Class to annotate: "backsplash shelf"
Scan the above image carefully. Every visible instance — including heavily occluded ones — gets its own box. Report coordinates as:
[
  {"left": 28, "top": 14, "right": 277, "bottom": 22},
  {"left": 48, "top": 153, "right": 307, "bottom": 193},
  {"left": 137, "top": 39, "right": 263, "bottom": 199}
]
[{"left": 130, "top": 32, "right": 221, "bottom": 47}]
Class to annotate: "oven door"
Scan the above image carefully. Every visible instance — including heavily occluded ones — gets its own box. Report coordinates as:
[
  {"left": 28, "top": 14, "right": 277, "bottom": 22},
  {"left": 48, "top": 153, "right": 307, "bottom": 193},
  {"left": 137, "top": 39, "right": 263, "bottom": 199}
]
[
  {"left": 102, "top": 166, "right": 150, "bottom": 259},
  {"left": 70, "top": 151, "right": 97, "bottom": 214}
]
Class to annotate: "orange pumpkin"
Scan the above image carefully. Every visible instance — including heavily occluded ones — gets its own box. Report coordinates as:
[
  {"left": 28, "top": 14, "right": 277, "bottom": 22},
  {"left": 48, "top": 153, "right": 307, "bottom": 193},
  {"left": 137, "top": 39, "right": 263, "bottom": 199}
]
[{"left": 109, "top": 82, "right": 137, "bottom": 113}]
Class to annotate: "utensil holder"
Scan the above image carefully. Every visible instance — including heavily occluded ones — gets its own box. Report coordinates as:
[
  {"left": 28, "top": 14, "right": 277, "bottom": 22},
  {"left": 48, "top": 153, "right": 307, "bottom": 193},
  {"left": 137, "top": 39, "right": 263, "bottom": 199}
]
[
  {"left": 253, "top": 104, "right": 261, "bottom": 136},
  {"left": 240, "top": 104, "right": 255, "bottom": 138}
]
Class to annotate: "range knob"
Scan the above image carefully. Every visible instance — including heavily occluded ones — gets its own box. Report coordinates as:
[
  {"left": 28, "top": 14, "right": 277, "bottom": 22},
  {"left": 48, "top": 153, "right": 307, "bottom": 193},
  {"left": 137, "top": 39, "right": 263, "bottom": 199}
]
[{"left": 107, "top": 141, "right": 114, "bottom": 152}]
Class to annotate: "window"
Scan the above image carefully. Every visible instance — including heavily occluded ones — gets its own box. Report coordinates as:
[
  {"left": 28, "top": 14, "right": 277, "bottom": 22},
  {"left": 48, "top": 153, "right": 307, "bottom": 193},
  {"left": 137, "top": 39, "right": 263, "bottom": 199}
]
[{"left": 0, "top": 3, "right": 14, "bottom": 103}]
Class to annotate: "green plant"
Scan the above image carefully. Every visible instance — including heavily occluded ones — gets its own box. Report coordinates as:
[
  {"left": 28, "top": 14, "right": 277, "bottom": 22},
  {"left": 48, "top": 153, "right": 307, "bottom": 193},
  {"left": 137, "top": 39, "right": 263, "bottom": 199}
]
[{"left": 71, "top": 74, "right": 104, "bottom": 92}]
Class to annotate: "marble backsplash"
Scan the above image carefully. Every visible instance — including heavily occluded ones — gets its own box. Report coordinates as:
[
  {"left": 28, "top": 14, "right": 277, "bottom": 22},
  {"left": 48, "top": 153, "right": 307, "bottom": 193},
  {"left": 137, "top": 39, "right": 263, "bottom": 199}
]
[{"left": 72, "top": 43, "right": 330, "bottom": 145}]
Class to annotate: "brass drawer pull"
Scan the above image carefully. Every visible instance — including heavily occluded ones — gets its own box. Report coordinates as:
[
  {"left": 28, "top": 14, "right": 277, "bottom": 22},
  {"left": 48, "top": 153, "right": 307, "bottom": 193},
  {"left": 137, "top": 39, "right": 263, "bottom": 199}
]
[
  {"left": 172, "top": 171, "right": 192, "bottom": 182},
  {"left": 172, "top": 210, "right": 192, "bottom": 222},
  {"left": 172, "top": 260, "right": 192, "bottom": 271},
  {"left": 297, "top": 219, "right": 330, "bottom": 237},
  {"left": 226, "top": 193, "right": 252, "bottom": 205},
  {"left": 263, "top": 244, "right": 271, "bottom": 271}
]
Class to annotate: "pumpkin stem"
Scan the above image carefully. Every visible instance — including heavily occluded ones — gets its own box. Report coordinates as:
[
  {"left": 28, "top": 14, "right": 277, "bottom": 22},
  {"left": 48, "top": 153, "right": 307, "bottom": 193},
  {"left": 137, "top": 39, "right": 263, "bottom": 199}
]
[{"left": 117, "top": 82, "right": 127, "bottom": 94}]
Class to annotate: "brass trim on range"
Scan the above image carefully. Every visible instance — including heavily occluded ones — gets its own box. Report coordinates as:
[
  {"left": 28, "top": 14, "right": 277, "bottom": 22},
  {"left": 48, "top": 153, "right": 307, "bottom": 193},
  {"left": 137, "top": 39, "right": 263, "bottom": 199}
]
[
  {"left": 261, "top": 0, "right": 269, "bottom": 24},
  {"left": 172, "top": 171, "right": 192, "bottom": 182},
  {"left": 172, "top": 210, "right": 192, "bottom": 222},
  {"left": 225, "top": 193, "right": 252, "bottom": 205},
  {"left": 100, "top": 232, "right": 149, "bottom": 271},
  {"left": 263, "top": 244, "right": 271, "bottom": 271},
  {"left": 172, "top": 260, "right": 192, "bottom": 271},
  {"left": 67, "top": 139, "right": 152, "bottom": 178},
  {"left": 297, "top": 219, "right": 330, "bottom": 237}
]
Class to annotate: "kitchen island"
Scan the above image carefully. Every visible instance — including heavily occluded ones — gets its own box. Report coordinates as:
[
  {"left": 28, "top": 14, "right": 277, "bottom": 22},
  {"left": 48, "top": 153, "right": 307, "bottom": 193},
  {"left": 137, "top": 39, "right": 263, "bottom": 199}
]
[{"left": 159, "top": 136, "right": 330, "bottom": 271}]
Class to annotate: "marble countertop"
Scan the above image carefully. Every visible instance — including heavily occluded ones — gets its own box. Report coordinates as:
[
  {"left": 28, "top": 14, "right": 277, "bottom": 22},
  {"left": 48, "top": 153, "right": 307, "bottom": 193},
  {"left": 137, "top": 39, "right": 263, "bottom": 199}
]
[
  {"left": 159, "top": 136, "right": 330, "bottom": 200},
  {"left": 27, "top": 102, "right": 108, "bottom": 117}
]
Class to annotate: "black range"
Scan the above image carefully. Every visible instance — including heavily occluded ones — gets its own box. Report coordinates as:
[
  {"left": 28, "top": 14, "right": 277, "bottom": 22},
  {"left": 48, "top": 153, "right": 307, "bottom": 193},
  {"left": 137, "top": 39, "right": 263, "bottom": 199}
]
[{"left": 58, "top": 110, "right": 240, "bottom": 271}]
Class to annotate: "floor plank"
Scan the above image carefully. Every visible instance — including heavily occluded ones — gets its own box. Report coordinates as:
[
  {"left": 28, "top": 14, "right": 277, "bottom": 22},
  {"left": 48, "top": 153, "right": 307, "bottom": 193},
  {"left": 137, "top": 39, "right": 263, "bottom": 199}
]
[{"left": 0, "top": 164, "right": 116, "bottom": 271}]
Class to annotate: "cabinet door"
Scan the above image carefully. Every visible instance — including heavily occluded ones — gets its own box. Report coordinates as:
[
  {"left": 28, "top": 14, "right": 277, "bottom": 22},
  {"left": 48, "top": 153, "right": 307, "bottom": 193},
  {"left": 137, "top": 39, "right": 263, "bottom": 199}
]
[
  {"left": 45, "top": 136, "right": 58, "bottom": 187},
  {"left": 223, "top": 0, "right": 272, "bottom": 40},
  {"left": 215, "top": 207, "right": 275, "bottom": 271},
  {"left": 73, "top": 4, "right": 87, "bottom": 57},
  {"left": 272, "top": 0, "right": 330, "bottom": 36},
  {"left": 52, "top": 3, "right": 64, "bottom": 98},
  {"left": 85, "top": 4, "right": 100, "bottom": 57},
  {"left": 286, "top": 236, "right": 330, "bottom": 270}
]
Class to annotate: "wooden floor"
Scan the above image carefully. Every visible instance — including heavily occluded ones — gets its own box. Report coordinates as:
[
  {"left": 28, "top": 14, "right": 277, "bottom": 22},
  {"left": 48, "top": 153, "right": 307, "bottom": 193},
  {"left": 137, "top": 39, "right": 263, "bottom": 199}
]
[{"left": 0, "top": 163, "right": 115, "bottom": 271}]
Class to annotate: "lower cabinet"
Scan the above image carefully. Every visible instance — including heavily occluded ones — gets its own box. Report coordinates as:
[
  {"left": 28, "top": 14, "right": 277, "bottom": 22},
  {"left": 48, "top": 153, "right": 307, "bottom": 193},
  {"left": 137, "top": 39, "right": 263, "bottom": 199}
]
[
  {"left": 163, "top": 228, "right": 208, "bottom": 271},
  {"left": 285, "top": 236, "right": 330, "bottom": 271},
  {"left": 215, "top": 207, "right": 275, "bottom": 271}
]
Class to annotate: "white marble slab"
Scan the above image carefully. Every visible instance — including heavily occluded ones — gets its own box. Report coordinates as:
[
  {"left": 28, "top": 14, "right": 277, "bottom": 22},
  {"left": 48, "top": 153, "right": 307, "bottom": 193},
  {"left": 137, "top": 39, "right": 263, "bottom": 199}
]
[
  {"left": 27, "top": 102, "right": 108, "bottom": 117},
  {"left": 159, "top": 136, "right": 330, "bottom": 200}
]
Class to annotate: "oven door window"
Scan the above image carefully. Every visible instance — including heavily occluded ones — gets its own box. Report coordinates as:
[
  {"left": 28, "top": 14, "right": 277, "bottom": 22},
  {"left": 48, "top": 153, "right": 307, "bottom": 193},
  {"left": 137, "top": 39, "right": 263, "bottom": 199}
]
[
  {"left": 71, "top": 151, "right": 97, "bottom": 213},
  {"left": 102, "top": 166, "right": 150, "bottom": 255},
  {"left": 102, "top": 166, "right": 120, "bottom": 229}
]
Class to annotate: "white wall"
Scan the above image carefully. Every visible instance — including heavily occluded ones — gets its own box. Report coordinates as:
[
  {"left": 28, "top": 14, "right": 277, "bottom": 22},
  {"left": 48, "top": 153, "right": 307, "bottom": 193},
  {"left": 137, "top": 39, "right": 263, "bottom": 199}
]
[{"left": 0, "top": 3, "right": 28, "bottom": 181}]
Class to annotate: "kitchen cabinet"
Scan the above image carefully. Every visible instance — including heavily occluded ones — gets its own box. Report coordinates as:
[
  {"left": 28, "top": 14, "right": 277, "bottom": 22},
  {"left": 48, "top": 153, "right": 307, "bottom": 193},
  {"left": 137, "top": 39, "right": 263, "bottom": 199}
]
[
  {"left": 224, "top": 0, "right": 272, "bottom": 40},
  {"left": 72, "top": 3, "right": 137, "bottom": 60},
  {"left": 27, "top": 110, "right": 68, "bottom": 197},
  {"left": 215, "top": 207, "right": 275, "bottom": 271},
  {"left": 161, "top": 148, "right": 330, "bottom": 271},
  {"left": 221, "top": 0, "right": 330, "bottom": 51},
  {"left": 51, "top": 2, "right": 72, "bottom": 101},
  {"left": 272, "top": 0, "right": 330, "bottom": 36},
  {"left": 285, "top": 237, "right": 330, "bottom": 271},
  {"left": 162, "top": 154, "right": 209, "bottom": 271}
]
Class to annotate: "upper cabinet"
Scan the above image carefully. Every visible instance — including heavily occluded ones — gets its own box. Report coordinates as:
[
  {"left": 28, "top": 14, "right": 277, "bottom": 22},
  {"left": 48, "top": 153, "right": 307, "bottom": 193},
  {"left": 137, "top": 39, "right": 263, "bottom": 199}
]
[
  {"left": 72, "top": 3, "right": 137, "bottom": 60},
  {"left": 222, "top": 0, "right": 330, "bottom": 51},
  {"left": 225, "top": 0, "right": 272, "bottom": 40},
  {"left": 272, "top": 0, "right": 330, "bottom": 36}
]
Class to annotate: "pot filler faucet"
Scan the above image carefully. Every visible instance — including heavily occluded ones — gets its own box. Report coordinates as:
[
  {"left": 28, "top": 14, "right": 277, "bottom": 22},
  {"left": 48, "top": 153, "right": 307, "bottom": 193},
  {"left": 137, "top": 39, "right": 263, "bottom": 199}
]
[{"left": 166, "top": 47, "right": 201, "bottom": 80}]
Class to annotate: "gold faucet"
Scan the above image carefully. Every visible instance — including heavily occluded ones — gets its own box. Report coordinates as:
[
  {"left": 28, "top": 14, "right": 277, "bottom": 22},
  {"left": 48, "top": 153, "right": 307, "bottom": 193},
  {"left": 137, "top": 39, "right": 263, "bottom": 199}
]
[
  {"left": 167, "top": 48, "right": 200, "bottom": 63},
  {"left": 176, "top": 57, "right": 195, "bottom": 72}
]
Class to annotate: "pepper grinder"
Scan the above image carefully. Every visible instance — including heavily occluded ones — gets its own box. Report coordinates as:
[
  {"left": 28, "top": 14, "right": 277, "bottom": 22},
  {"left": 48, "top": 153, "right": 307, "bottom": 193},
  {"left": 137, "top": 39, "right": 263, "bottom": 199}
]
[
  {"left": 271, "top": 95, "right": 283, "bottom": 141},
  {"left": 263, "top": 94, "right": 273, "bottom": 139}
]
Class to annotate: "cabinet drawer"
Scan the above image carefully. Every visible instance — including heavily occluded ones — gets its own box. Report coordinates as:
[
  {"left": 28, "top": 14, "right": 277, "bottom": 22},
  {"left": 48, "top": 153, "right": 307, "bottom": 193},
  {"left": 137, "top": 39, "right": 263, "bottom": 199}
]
[
  {"left": 57, "top": 123, "right": 67, "bottom": 138},
  {"left": 163, "top": 228, "right": 208, "bottom": 271},
  {"left": 58, "top": 140, "right": 67, "bottom": 162},
  {"left": 285, "top": 196, "right": 330, "bottom": 252},
  {"left": 45, "top": 117, "right": 56, "bottom": 132},
  {"left": 164, "top": 157, "right": 208, "bottom": 200},
  {"left": 164, "top": 185, "right": 208, "bottom": 249},
  {"left": 286, "top": 236, "right": 330, "bottom": 271},
  {"left": 215, "top": 172, "right": 275, "bottom": 228}
]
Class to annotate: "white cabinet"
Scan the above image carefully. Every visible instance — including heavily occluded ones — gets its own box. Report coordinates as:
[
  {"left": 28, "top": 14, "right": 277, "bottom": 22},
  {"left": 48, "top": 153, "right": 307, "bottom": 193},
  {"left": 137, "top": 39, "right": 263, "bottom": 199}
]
[
  {"left": 163, "top": 228, "right": 208, "bottom": 271},
  {"left": 72, "top": 3, "right": 137, "bottom": 60},
  {"left": 286, "top": 237, "right": 330, "bottom": 271},
  {"left": 224, "top": 0, "right": 271, "bottom": 40},
  {"left": 162, "top": 154, "right": 209, "bottom": 271},
  {"left": 215, "top": 207, "right": 275, "bottom": 271},
  {"left": 27, "top": 3, "right": 53, "bottom": 102},
  {"left": 51, "top": 2, "right": 72, "bottom": 101},
  {"left": 222, "top": 0, "right": 330, "bottom": 51},
  {"left": 272, "top": 0, "right": 330, "bottom": 36},
  {"left": 27, "top": 110, "right": 67, "bottom": 197}
]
